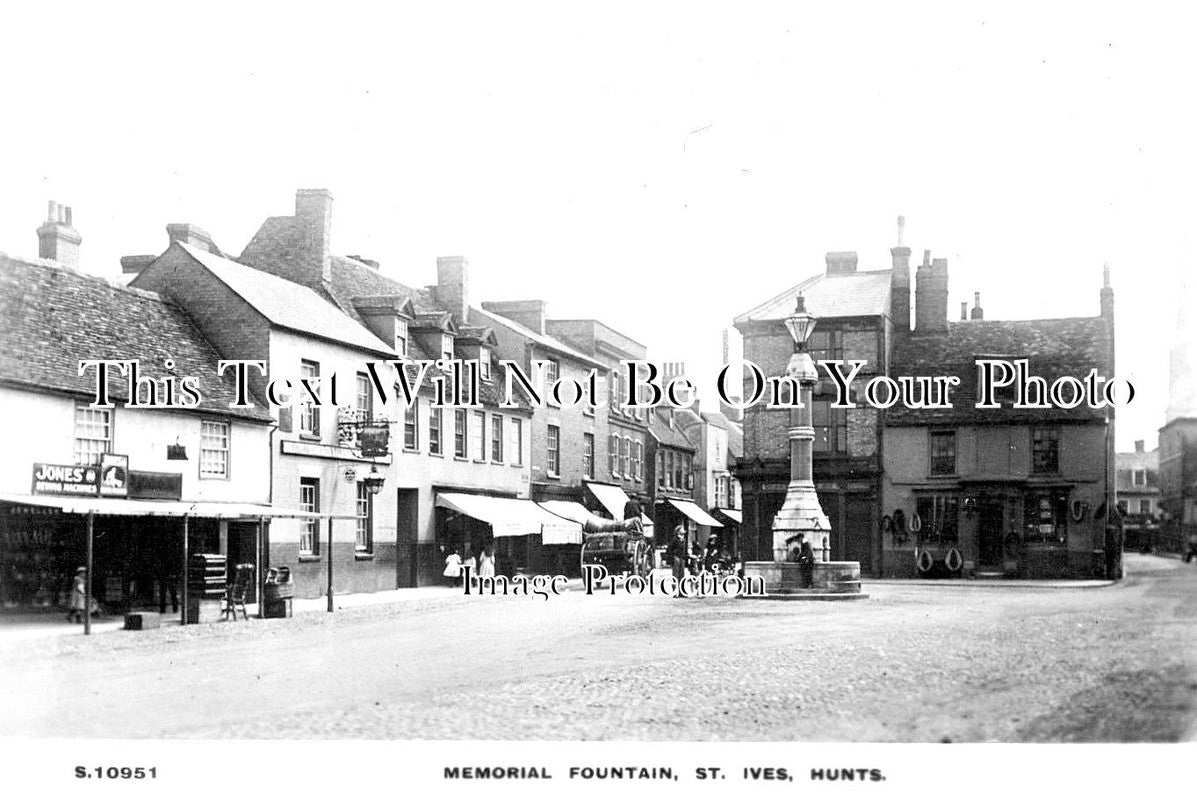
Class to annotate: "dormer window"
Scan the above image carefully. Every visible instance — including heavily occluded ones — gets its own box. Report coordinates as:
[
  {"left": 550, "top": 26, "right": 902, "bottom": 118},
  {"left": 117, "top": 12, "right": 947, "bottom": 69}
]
[
  {"left": 479, "top": 347, "right": 492, "bottom": 381},
  {"left": 441, "top": 334, "right": 454, "bottom": 362},
  {"left": 395, "top": 320, "right": 409, "bottom": 357}
]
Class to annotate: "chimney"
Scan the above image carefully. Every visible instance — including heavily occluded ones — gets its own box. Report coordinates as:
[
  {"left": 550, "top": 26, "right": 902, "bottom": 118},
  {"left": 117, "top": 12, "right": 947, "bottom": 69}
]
[
  {"left": 166, "top": 223, "right": 220, "bottom": 255},
  {"left": 295, "top": 188, "right": 333, "bottom": 286},
  {"left": 436, "top": 256, "right": 470, "bottom": 325},
  {"left": 481, "top": 300, "right": 546, "bottom": 334},
  {"left": 825, "top": 251, "right": 858, "bottom": 275},
  {"left": 915, "top": 251, "right": 949, "bottom": 333},
  {"left": 960, "top": 302, "right": 968, "bottom": 321},
  {"left": 37, "top": 201, "right": 82, "bottom": 267},
  {"left": 890, "top": 216, "right": 911, "bottom": 331},
  {"left": 1135, "top": 440, "right": 1145, "bottom": 453},
  {"left": 970, "top": 291, "right": 984, "bottom": 320}
]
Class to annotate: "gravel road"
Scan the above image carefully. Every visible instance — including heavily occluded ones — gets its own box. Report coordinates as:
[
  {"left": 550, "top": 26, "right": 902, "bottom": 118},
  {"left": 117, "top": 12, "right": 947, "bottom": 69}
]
[{"left": 1, "top": 553, "right": 1193, "bottom": 741}]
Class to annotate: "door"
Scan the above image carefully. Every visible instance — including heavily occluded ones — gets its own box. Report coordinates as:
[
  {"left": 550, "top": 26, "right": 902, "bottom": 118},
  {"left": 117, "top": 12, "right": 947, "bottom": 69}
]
[
  {"left": 226, "top": 521, "right": 259, "bottom": 603},
  {"left": 978, "top": 497, "right": 1004, "bottom": 568},
  {"left": 844, "top": 494, "right": 873, "bottom": 574},
  {"left": 396, "top": 489, "right": 419, "bottom": 588}
]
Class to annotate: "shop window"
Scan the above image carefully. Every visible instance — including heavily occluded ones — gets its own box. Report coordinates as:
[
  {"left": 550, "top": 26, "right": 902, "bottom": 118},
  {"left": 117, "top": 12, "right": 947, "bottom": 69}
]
[
  {"left": 547, "top": 425, "right": 561, "bottom": 476},
  {"left": 73, "top": 405, "right": 112, "bottom": 465},
  {"left": 512, "top": 418, "right": 524, "bottom": 466},
  {"left": 355, "top": 481, "right": 373, "bottom": 553},
  {"left": 200, "top": 420, "right": 230, "bottom": 479},
  {"left": 1031, "top": 427, "right": 1060, "bottom": 474},
  {"left": 299, "top": 478, "right": 320, "bottom": 556},
  {"left": 583, "top": 433, "right": 595, "bottom": 479},
  {"left": 454, "top": 409, "right": 467, "bottom": 458},
  {"left": 930, "top": 430, "right": 956, "bottom": 476},
  {"left": 429, "top": 407, "right": 443, "bottom": 455},
  {"left": 916, "top": 494, "right": 959, "bottom": 545},
  {"left": 299, "top": 360, "right": 321, "bottom": 436},
  {"left": 812, "top": 400, "right": 847, "bottom": 454},
  {"left": 404, "top": 398, "right": 419, "bottom": 451},
  {"left": 1140, "top": 499, "right": 1152, "bottom": 515},
  {"left": 491, "top": 415, "right": 504, "bottom": 462},
  {"left": 1024, "top": 489, "right": 1068, "bottom": 544}
]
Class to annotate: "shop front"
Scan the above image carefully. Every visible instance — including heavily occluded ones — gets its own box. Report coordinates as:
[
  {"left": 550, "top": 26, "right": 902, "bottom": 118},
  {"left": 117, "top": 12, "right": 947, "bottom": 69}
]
[{"left": 434, "top": 491, "right": 581, "bottom": 578}]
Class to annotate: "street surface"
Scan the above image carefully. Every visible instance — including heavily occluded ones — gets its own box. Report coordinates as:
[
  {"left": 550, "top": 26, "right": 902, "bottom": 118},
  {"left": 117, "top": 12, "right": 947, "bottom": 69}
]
[{"left": 1, "top": 554, "right": 1194, "bottom": 741}]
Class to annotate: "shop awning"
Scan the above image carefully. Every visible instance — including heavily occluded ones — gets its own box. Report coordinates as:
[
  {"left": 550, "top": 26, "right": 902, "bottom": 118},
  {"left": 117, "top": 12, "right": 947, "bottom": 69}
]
[
  {"left": 715, "top": 508, "right": 743, "bottom": 524},
  {"left": 436, "top": 492, "right": 582, "bottom": 544},
  {"left": 584, "top": 482, "right": 654, "bottom": 529},
  {"left": 0, "top": 493, "right": 345, "bottom": 519},
  {"left": 667, "top": 498, "right": 723, "bottom": 527}
]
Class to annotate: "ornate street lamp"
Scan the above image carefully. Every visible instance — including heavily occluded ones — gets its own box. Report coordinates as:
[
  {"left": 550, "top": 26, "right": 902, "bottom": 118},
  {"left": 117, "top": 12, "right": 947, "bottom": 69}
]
[
  {"left": 362, "top": 464, "right": 386, "bottom": 496},
  {"left": 770, "top": 295, "right": 832, "bottom": 563}
]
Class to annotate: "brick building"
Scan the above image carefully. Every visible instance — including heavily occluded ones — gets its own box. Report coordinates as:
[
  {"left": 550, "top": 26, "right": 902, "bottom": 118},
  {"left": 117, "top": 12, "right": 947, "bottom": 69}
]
[
  {"left": 1116, "top": 440, "right": 1160, "bottom": 551},
  {"left": 646, "top": 409, "right": 715, "bottom": 553},
  {"left": 733, "top": 248, "right": 897, "bottom": 574},
  {"left": 1159, "top": 277, "right": 1197, "bottom": 555}
]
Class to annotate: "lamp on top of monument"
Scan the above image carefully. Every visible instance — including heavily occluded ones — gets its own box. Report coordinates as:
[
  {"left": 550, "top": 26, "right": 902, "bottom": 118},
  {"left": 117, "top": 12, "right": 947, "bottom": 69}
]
[{"left": 784, "top": 295, "right": 817, "bottom": 349}]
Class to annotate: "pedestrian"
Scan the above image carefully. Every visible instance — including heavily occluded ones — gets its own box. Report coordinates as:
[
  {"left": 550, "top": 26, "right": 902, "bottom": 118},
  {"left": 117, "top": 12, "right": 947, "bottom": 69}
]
[
  {"left": 796, "top": 534, "right": 815, "bottom": 589},
  {"left": 478, "top": 548, "right": 495, "bottom": 580},
  {"left": 461, "top": 547, "right": 477, "bottom": 589},
  {"left": 623, "top": 497, "right": 644, "bottom": 535},
  {"left": 66, "top": 567, "right": 86, "bottom": 623},
  {"left": 443, "top": 548, "right": 463, "bottom": 587},
  {"left": 664, "top": 526, "right": 688, "bottom": 587}
]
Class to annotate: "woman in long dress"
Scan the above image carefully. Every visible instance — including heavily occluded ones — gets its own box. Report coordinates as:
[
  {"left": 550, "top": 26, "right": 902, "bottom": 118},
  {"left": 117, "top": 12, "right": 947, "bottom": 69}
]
[{"left": 477, "top": 549, "right": 495, "bottom": 580}]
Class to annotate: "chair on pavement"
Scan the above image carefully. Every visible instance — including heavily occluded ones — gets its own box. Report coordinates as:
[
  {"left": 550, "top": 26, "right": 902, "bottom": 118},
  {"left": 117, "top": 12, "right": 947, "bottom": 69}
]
[{"left": 222, "top": 563, "right": 254, "bottom": 621}]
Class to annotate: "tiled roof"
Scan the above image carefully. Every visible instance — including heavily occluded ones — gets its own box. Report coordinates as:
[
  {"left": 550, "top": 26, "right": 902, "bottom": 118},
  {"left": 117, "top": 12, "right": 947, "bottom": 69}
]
[
  {"left": 0, "top": 255, "right": 271, "bottom": 422},
  {"left": 650, "top": 411, "right": 696, "bottom": 451},
  {"left": 178, "top": 244, "right": 394, "bottom": 356},
  {"left": 734, "top": 269, "right": 893, "bottom": 324},
  {"left": 886, "top": 317, "right": 1113, "bottom": 426},
  {"left": 471, "top": 306, "right": 608, "bottom": 370}
]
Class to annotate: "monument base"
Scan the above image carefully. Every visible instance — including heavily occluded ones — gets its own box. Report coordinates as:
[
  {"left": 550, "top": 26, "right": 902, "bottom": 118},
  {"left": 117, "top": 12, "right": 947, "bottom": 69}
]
[{"left": 741, "top": 560, "right": 867, "bottom": 601}]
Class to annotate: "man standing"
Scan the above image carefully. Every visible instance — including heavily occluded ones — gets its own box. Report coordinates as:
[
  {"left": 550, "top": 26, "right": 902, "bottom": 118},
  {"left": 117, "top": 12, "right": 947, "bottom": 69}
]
[{"left": 664, "top": 526, "right": 688, "bottom": 584}]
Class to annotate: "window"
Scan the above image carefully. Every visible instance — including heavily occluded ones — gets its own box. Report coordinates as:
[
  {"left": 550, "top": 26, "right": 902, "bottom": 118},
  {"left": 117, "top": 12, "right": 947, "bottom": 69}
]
[
  {"left": 808, "top": 330, "right": 843, "bottom": 364},
  {"left": 355, "top": 373, "right": 373, "bottom": 421},
  {"left": 916, "top": 495, "right": 959, "bottom": 544},
  {"left": 684, "top": 454, "right": 694, "bottom": 490},
  {"left": 812, "top": 400, "right": 847, "bottom": 454},
  {"left": 547, "top": 425, "right": 561, "bottom": 476},
  {"left": 657, "top": 451, "right": 666, "bottom": 489},
  {"left": 454, "top": 409, "right": 467, "bottom": 458},
  {"left": 300, "top": 360, "right": 320, "bottom": 436},
  {"left": 1133, "top": 469, "right": 1146, "bottom": 487},
  {"left": 1024, "top": 489, "right": 1068, "bottom": 544},
  {"left": 73, "top": 405, "right": 112, "bottom": 465},
  {"left": 299, "top": 478, "right": 320, "bottom": 556},
  {"left": 620, "top": 437, "right": 630, "bottom": 478},
  {"left": 473, "top": 411, "right": 486, "bottom": 460},
  {"left": 441, "top": 334, "right": 454, "bottom": 362},
  {"left": 395, "top": 321, "right": 409, "bottom": 357},
  {"left": 512, "top": 418, "right": 524, "bottom": 466},
  {"left": 610, "top": 371, "right": 623, "bottom": 413},
  {"left": 200, "top": 420, "right": 230, "bottom": 478},
  {"left": 715, "top": 476, "right": 728, "bottom": 507},
  {"left": 491, "top": 415, "right": 504, "bottom": 462},
  {"left": 1031, "top": 427, "right": 1059, "bottom": 474},
  {"left": 355, "top": 481, "right": 373, "bottom": 553},
  {"left": 1139, "top": 499, "right": 1152, "bottom": 515},
  {"left": 609, "top": 434, "right": 620, "bottom": 476},
  {"left": 544, "top": 359, "right": 560, "bottom": 386},
  {"left": 666, "top": 451, "right": 675, "bottom": 488},
  {"left": 583, "top": 433, "right": 595, "bottom": 479},
  {"left": 479, "top": 347, "right": 491, "bottom": 381},
  {"left": 404, "top": 398, "right": 419, "bottom": 450},
  {"left": 930, "top": 430, "right": 956, "bottom": 475},
  {"left": 429, "top": 407, "right": 443, "bottom": 455},
  {"left": 632, "top": 440, "right": 643, "bottom": 481}
]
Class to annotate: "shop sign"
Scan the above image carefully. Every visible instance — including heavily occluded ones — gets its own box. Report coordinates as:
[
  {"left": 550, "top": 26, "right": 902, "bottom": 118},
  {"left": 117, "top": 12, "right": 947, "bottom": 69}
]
[
  {"left": 359, "top": 423, "right": 391, "bottom": 458},
  {"left": 32, "top": 463, "right": 99, "bottom": 496},
  {"left": 99, "top": 454, "right": 129, "bottom": 497},
  {"left": 129, "top": 470, "right": 183, "bottom": 500}
]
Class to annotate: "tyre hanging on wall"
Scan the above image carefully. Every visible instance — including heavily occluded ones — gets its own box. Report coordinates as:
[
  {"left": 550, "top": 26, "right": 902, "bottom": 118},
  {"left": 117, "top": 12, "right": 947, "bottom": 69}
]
[
  {"left": 916, "top": 549, "right": 934, "bottom": 574},
  {"left": 1070, "top": 499, "right": 1087, "bottom": 522},
  {"left": 909, "top": 512, "right": 922, "bottom": 533},
  {"left": 944, "top": 547, "right": 963, "bottom": 573}
]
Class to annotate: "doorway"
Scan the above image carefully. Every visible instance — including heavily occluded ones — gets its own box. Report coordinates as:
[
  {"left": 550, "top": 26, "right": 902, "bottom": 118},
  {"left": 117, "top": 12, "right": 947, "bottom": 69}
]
[
  {"left": 978, "top": 497, "right": 1004, "bottom": 568},
  {"left": 396, "top": 489, "right": 419, "bottom": 588}
]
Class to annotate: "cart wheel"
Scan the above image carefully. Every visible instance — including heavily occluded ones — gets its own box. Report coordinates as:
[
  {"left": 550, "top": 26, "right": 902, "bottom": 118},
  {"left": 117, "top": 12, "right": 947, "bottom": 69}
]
[{"left": 634, "top": 540, "right": 652, "bottom": 580}]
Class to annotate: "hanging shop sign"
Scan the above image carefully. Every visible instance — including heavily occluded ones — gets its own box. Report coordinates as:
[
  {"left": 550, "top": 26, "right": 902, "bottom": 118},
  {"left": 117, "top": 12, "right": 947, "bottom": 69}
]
[
  {"left": 358, "top": 423, "right": 391, "bottom": 458},
  {"left": 98, "top": 454, "right": 129, "bottom": 497},
  {"left": 128, "top": 470, "right": 183, "bottom": 500},
  {"left": 31, "top": 463, "right": 100, "bottom": 496}
]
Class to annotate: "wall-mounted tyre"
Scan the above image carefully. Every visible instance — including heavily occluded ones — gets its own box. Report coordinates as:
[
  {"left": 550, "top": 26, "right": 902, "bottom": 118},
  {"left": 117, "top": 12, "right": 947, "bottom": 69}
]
[
  {"left": 916, "top": 549, "right": 934, "bottom": 574},
  {"left": 944, "top": 547, "right": 963, "bottom": 573}
]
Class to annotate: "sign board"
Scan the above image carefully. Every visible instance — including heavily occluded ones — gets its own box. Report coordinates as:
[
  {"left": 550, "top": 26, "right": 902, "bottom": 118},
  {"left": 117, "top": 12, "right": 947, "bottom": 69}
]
[
  {"left": 359, "top": 424, "right": 391, "bottom": 458},
  {"left": 98, "top": 454, "right": 129, "bottom": 497},
  {"left": 129, "top": 470, "right": 183, "bottom": 500},
  {"left": 32, "top": 463, "right": 99, "bottom": 496}
]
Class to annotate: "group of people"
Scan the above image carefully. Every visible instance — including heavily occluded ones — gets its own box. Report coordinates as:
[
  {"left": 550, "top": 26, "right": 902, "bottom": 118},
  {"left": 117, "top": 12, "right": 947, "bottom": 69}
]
[
  {"left": 442, "top": 545, "right": 496, "bottom": 587},
  {"left": 663, "top": 526, "right": 734, "bottom": 581}
]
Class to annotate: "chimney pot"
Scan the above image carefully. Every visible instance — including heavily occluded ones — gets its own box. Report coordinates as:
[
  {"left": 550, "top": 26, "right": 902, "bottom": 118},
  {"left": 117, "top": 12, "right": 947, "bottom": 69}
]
[
  {"left": 923, "top": 249, "right": 931, "bottom": 268},
  {"left": 970, "top": 291, "right": 984, "bottom": 320},
  {"left": 825, "top": 251, "right": 858, "bottom": 275},
  {"left": 897, "top": 215, "right": 906, "bottom": 246},
  {"left": 37, "top": 199, "right": 82, "bottom": 267}
]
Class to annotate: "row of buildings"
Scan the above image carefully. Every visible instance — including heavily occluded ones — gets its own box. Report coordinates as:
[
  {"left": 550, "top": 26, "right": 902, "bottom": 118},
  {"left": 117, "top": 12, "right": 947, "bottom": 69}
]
[
  {"left": 733, "top": 219, "right": 1125, "bottom": 579},
  {"left": 0, "top": 193, "right": 742, "bottom": 611}
]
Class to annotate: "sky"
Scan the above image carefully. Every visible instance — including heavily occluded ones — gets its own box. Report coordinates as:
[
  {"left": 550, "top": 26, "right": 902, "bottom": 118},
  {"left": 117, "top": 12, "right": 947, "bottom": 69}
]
[{"left": 1, "top": 1, "right": 1192, "bottom": 450}]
